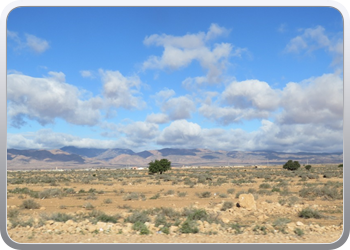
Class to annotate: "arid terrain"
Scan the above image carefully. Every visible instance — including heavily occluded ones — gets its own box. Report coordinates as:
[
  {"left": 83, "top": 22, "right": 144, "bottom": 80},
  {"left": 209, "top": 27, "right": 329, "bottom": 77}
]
[{"left": 6, "top": 164, "right": 343, "bottom": 243}]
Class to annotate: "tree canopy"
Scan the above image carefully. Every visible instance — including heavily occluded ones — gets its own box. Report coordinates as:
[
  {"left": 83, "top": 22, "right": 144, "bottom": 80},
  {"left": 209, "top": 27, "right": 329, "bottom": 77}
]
[
  {"left": 148, "top": 159, "right": 171, "bottom": 174},
  {"left": 283, "top": 160, "right": 300, "bottom": 171}
]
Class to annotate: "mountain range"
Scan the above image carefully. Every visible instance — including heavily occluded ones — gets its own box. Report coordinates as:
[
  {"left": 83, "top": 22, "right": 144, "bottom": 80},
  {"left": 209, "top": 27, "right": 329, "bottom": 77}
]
[{"left": 6, "top": 146, "right": 343, "bottom": 170}]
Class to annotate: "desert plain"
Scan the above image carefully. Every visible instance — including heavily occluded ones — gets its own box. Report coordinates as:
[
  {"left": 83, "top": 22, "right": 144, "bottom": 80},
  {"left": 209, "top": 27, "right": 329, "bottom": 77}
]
[{"left": 6, "top": 164, "right": 343, "bottom": 244}]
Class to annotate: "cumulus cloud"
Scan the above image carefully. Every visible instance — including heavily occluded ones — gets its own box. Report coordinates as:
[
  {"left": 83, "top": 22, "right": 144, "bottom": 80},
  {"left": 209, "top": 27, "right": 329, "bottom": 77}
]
[
  {"left": 118, "top": 121, "right": 159, "bottom": 143},
  {"left": 199, "top": 79, "right": 280, "bottom": 125},
  {"left": 250, "top": 120, "right": 343, "bottom": 153},
  {"left": 161, "top": 96, "right": 196, "bottom": 120},
  {"left": 199, "top": 104, "right": 270, "bottom": 125},
  {"left": 8, "top": 30, "right": 50, "bottom": 54},
  {"left": 222, "top": 80, "right": 281, "bottom": 111},
  {"left": 142, "top": 24, "right": 246, "bottom": 84},
  {"left": 146, "top": 113, "right": 170, "bottom": 124},
  {"left": 100, "top": 69, "right": 146, "bottom": 110},
  {"left": 156, "top": 120, "right": 202, "bottom": 146},
  {"left": 153, "top": 88, "right": 176, "bottom": 104},
  {"left": 277, "top": 73, "right": 343, "bottom": 128},
  {"left": 285, "top": 25, "right": 343, "bottom": 66},
  {"left": 7, "top": 72, "right": 103, "bottom": 127}
]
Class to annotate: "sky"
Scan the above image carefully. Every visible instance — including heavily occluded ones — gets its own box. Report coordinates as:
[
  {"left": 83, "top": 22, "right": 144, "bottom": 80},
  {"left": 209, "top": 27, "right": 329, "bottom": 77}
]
[{"left": 6, "top": 7, "right": 344, "bottom": 153}]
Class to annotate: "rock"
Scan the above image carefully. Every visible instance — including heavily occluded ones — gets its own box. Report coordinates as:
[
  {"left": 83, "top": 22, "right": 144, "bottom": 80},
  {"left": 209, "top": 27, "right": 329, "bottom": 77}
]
[
  {"left": 296, "top": 221, "right": 304, "bottom": 226},
  {"left": 39, "top": 207, "right": 46, "bottom": 210},
  {"left": 237, "top": 194, "right": 256, "bottom": 211}
]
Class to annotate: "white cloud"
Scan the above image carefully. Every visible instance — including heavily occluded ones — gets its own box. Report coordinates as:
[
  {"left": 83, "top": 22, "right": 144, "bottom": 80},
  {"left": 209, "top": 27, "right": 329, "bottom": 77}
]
[
  {"left": 7, "top": 72, "right": 103, "bottom": 127},
  {"left": 199, "top": 79, "right": 280, "bottom": 125},
  {"left": 285, "top": 25, "right": 343, "bottom": 66},
  {"left": 153, "top": 88, "right": 176, "bottom": 104},
  {"left": 118, "top": 121, "right": 159, "bottom": 143},
  {"left": 222, "top": 79, "right": 281, "bottom": 111},
  {"left": 100, "top": 69, "right": 146, "bottom": 110},
  {"left": 7, "top": 129, "right": 127, "bottom": 150},
  {"left": 277, "top": 73, "right": 343, "bottom": 128},
  {"left": 25, "top": 34, "right": 50, "bottom": 53},
  {"left": 199, "top": 103, "right": 270, "bottom": 125},
  {"left": 80, "top": 70, "right": 94, "bottom": 79},
  {"left": 157, "top": 120, "right": 202, "bottom": 146},
  {"left": 161, "top": 96, "right": 196, "bottom": 120},
  {"left": 142, "top": 24, "right": 245, "bottom": 84},
  {"left": 7, "top": 30, "right": 50, "bottom": 54},
  {"left": 146, "top": 113, "right": 170, "bottom": 124},
  {"left": 205, "top": 23, "right": 230, "bottom": 41}
]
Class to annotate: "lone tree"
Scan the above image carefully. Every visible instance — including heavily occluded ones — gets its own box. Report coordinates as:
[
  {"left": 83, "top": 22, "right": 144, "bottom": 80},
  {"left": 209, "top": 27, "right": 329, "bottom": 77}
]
[
  {"left": 305, "top": 165, "right": 312, "bottom": 171},
  {"left": 283, "top": 160, "right": 300, "bottom": 171},
  {"left": 148, "top": 159, "right": 171, "bottom": 174}
]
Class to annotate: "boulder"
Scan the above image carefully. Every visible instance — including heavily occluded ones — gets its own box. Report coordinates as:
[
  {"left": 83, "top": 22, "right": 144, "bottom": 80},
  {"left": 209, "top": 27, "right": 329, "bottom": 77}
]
[{"left": 237, "top": 194, "right": 256, "bottom": 211}]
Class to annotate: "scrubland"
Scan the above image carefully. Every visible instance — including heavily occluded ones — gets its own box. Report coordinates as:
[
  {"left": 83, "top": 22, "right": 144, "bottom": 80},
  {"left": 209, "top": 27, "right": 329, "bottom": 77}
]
[{"left": 6, "top": 164, "right": 343, "bottom": 243}]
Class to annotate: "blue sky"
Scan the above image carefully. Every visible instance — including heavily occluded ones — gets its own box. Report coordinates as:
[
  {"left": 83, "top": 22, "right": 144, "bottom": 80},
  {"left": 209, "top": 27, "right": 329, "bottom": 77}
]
[{"left": 7, "top": 7, "right": 343, "bottom": 153}]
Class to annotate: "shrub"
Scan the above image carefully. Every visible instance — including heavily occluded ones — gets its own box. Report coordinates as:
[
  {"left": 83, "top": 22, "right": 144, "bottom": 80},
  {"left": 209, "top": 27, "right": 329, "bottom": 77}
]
[
  {"left": 227, "top": 188, "right": 235, "bottom": 194},
  {"left": 229, "top": 223, "right": 243, "bottom": 234},
  {"left": 123, "top": 192, "right": 140, "bottom": 201},
  {"left": 253, "top": 225, "right": 267, "bottom": 235},
  {"left": 305, "top": 165, "right": 312, "bottom": 171},
  {"left": 96, "top": 213, "right": 119, "bottom": 223},
  {"left": 186, "top": 208, "right": 208, "bottom": 221},
  {"left": 103, "top": 198, "right": 113, "bottom": 204},
  {"left": 177, "top": 192, "right": 187, "bottom": 197},
  {"left": 338, "top": 164, "right": 343, "bottom": 168},
  {"left": 150, "top": 193, "right": 160, "bottom": 199},
  {"left": 219, "top": 193, "right": 228, "bottom": 198},
  {"left": 259, "top": 183, "right": 271, "bottom": 189},
  {"left": 299, "top": 186, "right": 340, "bottom": 200},
  {"left": 298, "top": 207, "right": 322, "bottom": 219},
  {"left": 49, "top": 212, "right": 74, "bottom": 222},
  {"left": 294, "top": 228, "right": 304, "bottom": 236},
  {"left": 283, "top": 160, "right": 301, "bottom": 171},
  {"left": 273, "top": 217, "right": 291, "bottom": 233},
  {"left": 125, "top": 210, "right": 150, "bottom": 224},
  {"left": 83, "top": 202, "right": 95, "bottom": 210},
  {"left": 164, "top": 190, "right": 175, "bottom": 196},
  {"left": 221, "top": 201, "right": 233, "bottom": 211},
  {"left": 21, "top": 199, "right": 41, "bottom": 209},
  {"left": 7, "top": 209, "right": 20, "bottom": 218},
  {"left": 180, "top": 219, "right": 199, "bottom": 234},
  {"left": 196, "top": 191, "right": 211, "bottom": 198},
  {"left": 160, "top": 226, "right": 170, "bottom": 234},
  {"left": 155, "top": 214, "right": 168, "bottom": 227}
]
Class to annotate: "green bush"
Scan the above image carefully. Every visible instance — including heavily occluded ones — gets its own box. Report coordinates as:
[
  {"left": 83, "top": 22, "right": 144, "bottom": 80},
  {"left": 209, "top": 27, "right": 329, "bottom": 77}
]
[
  {"left": 21, "top": 199, "right": 41, "bottom": 209},
  {"left": 298, "top": 207, "right": 322, "bottom": 219},
  {"left": 180, "top": 219, "right": 199, "bottom": 234},
  {"left": 221, "top": 201, "right": 233, "bottom": 211},
  {"left": 283, "top": 160, "right": 301, "bottom": 171},
  {"left": 294, "top": 228, "right": 304, "bottom": 236},
  {"left": 229, "top": 223, "right": 243, "bottom": 234},
  {"left": 227, "top": 188, "right": 235, "bottom": 194},
  {"left": 305, "top": 165, "right": 312, "bottom": 171},
  {"left": 259, "top": 183, "right": 271, "bottom": 189},
  {"left": 196, "top": 191, "right": 211, "bottom": 198}
]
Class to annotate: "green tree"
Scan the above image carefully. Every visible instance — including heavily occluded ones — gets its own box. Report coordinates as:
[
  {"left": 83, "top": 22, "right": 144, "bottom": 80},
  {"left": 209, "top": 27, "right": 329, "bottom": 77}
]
[
  {"left": 338, "top": 164, "right": 343, "bottom": 168},
  {"left": 283, "top": 160, "right": 300, "bottom": 171},
  {"left": 305, "top": 165, "right": 312, "bottom": 171},
  {"left": 148, "top": 159, "right": 171, "bottom": 174}
]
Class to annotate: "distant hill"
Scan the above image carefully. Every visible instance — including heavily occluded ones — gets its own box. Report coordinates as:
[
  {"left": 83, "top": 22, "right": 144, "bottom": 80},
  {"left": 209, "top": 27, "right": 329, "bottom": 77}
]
[
  {"left": 7, "top": 146, "right": 343, "bottom": 170},
  {"left": 7, "top": 149, "right": 85, "bottom": 163}
]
